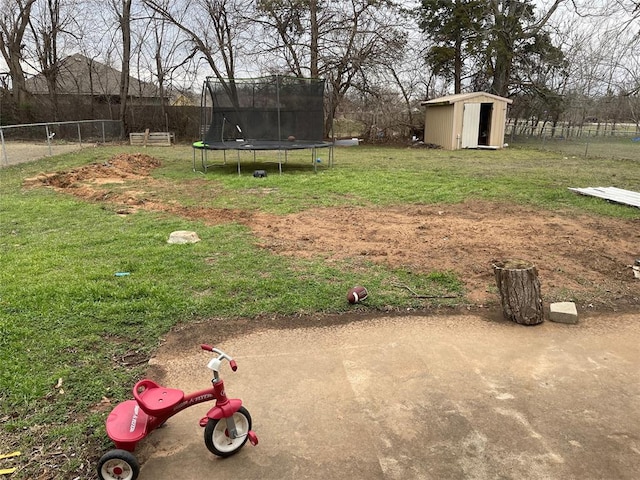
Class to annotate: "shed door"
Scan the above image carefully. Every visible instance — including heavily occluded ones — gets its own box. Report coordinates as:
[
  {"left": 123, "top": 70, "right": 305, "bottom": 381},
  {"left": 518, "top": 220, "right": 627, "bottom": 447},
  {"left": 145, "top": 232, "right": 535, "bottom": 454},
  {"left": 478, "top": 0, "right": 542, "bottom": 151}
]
[{"left": 461, "top": 103, "right": 481, "bottom": 148}]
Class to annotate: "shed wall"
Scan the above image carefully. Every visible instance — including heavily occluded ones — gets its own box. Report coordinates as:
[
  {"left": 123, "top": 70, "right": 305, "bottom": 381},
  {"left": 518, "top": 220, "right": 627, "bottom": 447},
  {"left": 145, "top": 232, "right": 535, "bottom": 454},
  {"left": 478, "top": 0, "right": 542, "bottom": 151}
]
[
  {"left": 452, "top": 102, "right": 465, "bottom": 149},
  {"left": 424, "top": 105, "right": 455, "bottom": 149},
  {"left": 488, "top": 101, "right": 509, "bottom": 147}
]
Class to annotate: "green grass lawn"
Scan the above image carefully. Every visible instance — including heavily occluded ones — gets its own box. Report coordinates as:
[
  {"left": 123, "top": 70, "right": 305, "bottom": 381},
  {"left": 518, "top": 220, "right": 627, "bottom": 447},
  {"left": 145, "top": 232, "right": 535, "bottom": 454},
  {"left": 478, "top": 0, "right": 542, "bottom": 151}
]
[{"left": 1, "top": 143, "right": 639, "bottom": 478}]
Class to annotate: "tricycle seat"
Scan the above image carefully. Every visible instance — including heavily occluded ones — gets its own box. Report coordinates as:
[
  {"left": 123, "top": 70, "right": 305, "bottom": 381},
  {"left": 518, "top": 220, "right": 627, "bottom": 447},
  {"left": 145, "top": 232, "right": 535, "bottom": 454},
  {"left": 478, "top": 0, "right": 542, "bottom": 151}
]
[
  {"left": 106, "top": 400, "right": 149, "bottom": 450},
  {"left": 133, "top": 379, "right": 185, "bottom": 416}
]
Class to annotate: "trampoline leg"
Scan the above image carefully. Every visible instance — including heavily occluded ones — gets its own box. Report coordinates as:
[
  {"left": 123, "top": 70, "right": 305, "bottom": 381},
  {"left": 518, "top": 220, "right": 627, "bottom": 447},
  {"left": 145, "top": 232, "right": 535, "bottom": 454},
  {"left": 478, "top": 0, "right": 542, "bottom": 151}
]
[
  {"left": 312, "top": 147, "right": 317, "bottom": 173},
  {"left": 237, "top": 150, "right": 241, "bottom": 176},
  {"left": 193, "top": 147, "right": 206, "bottom": 174}
]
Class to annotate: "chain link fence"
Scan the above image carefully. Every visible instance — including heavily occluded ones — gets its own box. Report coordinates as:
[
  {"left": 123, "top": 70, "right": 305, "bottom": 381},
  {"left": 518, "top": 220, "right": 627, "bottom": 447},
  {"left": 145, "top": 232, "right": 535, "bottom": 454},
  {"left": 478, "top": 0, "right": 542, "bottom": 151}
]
[
  {"left": 507, "top": 123, "right": 640, "bottom": 161},
  {"left": 0, "top": 119, "right": 123, "bottom": 167}
]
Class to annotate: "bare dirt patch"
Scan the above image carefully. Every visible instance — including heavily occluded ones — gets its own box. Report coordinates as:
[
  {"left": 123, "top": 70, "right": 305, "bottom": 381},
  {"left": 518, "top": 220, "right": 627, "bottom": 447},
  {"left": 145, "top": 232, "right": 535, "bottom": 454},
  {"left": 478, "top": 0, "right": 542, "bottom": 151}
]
[
  {"left": 25, "top": 153, "right": 640, "bottom": 309},
  {"left": 249, "top": 203, "right": 640, "bottom": 307}
]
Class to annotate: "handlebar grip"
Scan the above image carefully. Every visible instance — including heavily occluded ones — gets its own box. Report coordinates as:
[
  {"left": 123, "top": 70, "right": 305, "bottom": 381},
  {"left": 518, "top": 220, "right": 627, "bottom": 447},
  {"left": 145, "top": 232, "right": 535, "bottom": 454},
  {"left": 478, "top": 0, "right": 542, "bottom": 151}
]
[
  {"left": 200, "top": 344, "right": 213, "bottom": 351},
  {"left": 229, "top": 360, "right": 238, "bottom": 371}
]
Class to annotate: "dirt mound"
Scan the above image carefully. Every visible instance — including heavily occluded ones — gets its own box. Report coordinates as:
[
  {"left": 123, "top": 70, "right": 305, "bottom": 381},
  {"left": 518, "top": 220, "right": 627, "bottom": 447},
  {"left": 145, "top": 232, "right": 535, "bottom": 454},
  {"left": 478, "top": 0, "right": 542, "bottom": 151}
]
[
  {"left": 23, "top": 153, "right": 165, "bottom": 207},
  {"left": 23, "top": 154, "right": 640, "bottom": 308},
  {"left": 24, "top": 153, "right": 160, "bottom": 189}
]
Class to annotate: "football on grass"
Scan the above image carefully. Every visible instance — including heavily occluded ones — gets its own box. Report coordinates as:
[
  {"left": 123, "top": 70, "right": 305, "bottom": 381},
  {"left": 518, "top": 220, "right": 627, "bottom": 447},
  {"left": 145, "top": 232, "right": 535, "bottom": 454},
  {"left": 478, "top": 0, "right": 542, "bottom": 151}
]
[{"left": 347, "top": 286, "right": 368, "bottom": 304}]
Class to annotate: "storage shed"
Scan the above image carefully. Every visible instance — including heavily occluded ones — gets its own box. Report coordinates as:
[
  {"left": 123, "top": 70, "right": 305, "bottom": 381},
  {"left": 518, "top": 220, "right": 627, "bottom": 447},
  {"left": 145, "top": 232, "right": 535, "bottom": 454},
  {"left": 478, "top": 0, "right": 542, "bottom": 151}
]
[{"left": 421, "top": 92, "right": 512, "bottom": 150}]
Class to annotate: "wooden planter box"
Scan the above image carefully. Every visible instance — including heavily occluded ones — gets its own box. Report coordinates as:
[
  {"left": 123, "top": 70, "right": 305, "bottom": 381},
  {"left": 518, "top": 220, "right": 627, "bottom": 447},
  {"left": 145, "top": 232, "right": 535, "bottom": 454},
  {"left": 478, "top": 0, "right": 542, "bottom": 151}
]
[{"left": 129, "top": 131, "right": 174, "bottom": 146}]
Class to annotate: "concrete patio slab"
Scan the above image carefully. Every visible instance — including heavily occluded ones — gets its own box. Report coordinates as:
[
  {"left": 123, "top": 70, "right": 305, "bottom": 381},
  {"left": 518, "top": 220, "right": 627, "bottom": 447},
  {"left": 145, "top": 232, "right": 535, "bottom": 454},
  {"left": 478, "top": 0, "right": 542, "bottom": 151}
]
[{"left": 134, "top": 313, "right": 640, "bottom": 480}]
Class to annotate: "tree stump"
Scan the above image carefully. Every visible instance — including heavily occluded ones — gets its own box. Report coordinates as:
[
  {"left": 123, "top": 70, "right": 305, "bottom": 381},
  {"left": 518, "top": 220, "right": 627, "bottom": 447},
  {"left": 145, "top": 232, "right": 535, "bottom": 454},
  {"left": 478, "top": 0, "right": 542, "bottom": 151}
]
[{"left": 492, "top": 259, "right": 544, "bottom": 325}]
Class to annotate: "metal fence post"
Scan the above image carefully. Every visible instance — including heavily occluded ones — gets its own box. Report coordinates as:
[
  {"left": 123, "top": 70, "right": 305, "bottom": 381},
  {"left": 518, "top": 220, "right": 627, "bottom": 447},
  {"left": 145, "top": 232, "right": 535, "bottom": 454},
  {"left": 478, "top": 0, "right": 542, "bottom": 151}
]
[
  {"left": 585, "top": 130, "right": 590, "bottom": 158},
  {"left": 0, "top": 128, "right": 7, "bottom": 166},
  {"left": 45, "top": 124, "right": 52, "bottom": 156}
]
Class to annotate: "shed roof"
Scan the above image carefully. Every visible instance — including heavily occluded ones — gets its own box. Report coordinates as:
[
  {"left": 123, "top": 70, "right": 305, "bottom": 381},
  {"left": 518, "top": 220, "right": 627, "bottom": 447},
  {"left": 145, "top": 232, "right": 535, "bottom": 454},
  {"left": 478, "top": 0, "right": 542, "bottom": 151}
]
[
  {"left": 25, "top": 53, "right": 159, "bottom": 98},
  {"left": 421, "top": 91, "right": 513, "bottom": 106}
]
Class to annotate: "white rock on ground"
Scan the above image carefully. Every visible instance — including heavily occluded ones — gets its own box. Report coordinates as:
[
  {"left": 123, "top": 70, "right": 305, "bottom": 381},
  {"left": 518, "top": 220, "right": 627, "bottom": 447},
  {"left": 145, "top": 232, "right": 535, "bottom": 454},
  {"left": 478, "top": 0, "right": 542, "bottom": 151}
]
[
  {"left": 549, "top": 302, "right": 578, "bottom": 324},
  {"left": 167, "top": 231, "right": 201, "bottom": 244}
]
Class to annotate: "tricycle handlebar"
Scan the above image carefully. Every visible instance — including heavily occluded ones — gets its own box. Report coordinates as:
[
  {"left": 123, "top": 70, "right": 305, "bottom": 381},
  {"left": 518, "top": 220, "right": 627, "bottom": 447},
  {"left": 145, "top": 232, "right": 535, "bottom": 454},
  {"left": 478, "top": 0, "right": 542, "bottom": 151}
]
[{"left": 201, "top": 344, "right": 237, "bottom": 372}]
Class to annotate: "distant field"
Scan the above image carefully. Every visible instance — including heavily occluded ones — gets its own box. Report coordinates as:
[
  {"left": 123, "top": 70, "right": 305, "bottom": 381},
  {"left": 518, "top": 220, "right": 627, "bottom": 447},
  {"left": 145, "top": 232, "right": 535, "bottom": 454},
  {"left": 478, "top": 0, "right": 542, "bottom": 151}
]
[{"left": 511, "top": 135, "right": 640, "bottom": 161}]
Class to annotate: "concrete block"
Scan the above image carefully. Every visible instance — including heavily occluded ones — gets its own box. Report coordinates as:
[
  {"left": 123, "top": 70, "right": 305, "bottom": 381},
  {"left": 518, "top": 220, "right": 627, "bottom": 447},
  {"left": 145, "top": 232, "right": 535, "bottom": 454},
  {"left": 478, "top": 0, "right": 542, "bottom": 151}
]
[{"left": 549, "top": 302, "right": 578, "bottom": 324}]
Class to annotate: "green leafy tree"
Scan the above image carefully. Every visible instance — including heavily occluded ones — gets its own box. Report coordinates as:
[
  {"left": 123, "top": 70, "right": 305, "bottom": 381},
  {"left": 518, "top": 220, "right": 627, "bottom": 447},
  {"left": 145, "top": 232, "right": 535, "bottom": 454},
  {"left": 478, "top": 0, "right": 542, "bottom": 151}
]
[
  {"left": 418, "top": 0, "right": 566, "bottom": 97},
  {"left": 418, "top": 0, "right": 486, "bottom": 94},
  {"left": 481, "top": 0, "right": 566, "bottom": 97}
]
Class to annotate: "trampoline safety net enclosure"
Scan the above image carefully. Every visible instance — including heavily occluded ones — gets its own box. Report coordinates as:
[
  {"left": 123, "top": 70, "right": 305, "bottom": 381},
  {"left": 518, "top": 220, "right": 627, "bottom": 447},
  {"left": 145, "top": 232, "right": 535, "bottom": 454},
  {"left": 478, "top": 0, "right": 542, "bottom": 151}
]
[{"left": 193, "top": 75, "right": 333, "bottom": 174}]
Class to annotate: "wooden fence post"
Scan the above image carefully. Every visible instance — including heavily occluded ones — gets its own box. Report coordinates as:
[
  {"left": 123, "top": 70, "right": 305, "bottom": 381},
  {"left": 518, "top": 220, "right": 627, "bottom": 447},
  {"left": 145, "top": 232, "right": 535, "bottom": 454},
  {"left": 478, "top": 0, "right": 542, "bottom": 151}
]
[{"left": 492, "top": 259, "right": 544, "bottom": 325}]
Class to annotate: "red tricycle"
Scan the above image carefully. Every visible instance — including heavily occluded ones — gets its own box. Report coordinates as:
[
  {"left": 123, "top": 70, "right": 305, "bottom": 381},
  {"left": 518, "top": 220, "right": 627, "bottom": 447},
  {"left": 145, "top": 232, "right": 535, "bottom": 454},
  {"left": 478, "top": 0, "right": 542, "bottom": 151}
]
[{"left": 97, "top": 344, "right": 258, "bottom": 480}]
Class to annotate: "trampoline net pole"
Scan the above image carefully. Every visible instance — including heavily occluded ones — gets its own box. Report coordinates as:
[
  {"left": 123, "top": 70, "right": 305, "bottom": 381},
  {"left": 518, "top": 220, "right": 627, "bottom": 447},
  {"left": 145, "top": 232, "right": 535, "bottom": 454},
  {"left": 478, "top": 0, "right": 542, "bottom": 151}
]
[{"left": 277, "top": 75, "right": 283, "bottom": 174}]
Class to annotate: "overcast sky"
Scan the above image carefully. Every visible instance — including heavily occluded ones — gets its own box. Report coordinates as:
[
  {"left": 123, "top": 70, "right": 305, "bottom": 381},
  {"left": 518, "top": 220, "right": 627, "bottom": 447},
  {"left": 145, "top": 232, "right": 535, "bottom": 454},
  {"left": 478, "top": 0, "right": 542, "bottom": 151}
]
[{"left": 0, "top": 1, "right": 636, "bottom": 89}]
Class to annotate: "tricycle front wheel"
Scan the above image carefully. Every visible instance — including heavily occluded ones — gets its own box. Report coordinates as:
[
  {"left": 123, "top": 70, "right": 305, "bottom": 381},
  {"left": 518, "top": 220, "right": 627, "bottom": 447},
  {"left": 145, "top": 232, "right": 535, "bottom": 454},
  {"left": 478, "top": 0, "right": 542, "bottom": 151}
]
[
  {"left": 204, "top": 406, "right": 252, "bottom": 457},
  {"left": 97, "top": 449, "right": 140, "bottom": 480}
]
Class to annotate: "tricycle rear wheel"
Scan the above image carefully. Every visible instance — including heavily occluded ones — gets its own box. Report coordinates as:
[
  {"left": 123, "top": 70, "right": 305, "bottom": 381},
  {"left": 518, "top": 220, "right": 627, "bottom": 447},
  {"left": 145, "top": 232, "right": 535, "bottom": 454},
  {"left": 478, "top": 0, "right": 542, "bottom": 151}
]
[
  {"left": 97, "top": 449, "right": 140, "bottom": 480},
  {"left": 204, "top": 406, "right": 252, "bottom": 457}
]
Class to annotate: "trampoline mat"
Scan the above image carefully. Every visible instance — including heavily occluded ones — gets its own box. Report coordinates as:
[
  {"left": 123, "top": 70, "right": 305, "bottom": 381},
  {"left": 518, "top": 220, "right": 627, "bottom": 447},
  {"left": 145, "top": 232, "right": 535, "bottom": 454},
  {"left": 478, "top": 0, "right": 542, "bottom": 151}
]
[{"left": 193, "top": 140, "right": 332, "bottom": 151}]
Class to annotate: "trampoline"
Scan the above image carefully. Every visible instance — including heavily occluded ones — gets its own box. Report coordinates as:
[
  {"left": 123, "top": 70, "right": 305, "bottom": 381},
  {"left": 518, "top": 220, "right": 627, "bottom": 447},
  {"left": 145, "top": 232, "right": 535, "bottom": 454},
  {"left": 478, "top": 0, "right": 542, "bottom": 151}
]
[{"left": 193, "top": 75, "right": 333, "bottom": 174}]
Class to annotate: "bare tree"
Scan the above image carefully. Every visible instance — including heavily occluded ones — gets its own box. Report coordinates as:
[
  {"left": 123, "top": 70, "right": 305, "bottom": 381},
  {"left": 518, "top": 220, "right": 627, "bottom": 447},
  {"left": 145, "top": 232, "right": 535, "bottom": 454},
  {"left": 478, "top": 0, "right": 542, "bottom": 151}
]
[
  {"left": 361, "top": 23, "right": 440, "bottom": 138},
  {"left": 255, "top": 0, "right": 407, "bottom": 135},
  {"left": 135, "top": 1, "right": 198, "bottom": 127},
  {"left": 26, "top": 0, "right": 80, "bottom": 119},
  {"left": 111, "top": 0, "right": 132, "bottom": 131},
  {"left": 0, "top": 0, "right": 37, "bottom": 108},
  {"left": 254, "top": 0, "right": 321, "bottom": 76},
  {"left": 143, "top": 0, "right": 254, "bottom": 105},
  {"left": 554, "top": 4, "right": 640, "bottom": 130}
]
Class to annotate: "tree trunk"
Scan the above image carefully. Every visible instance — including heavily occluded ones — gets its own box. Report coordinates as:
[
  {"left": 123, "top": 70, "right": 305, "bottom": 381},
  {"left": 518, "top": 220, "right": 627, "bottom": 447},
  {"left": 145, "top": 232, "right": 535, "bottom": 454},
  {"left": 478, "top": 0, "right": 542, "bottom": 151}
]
[
  {"left": 493, "top": 259, "right": 544, "bottom": 325},
  {"left": 119, "top": 0, "right": 133, "bottom": 134},
  {"left": 309, "top": 0, "right": 319, "bottom": 78},
  {"left": 0, "top": 0, "right": 37, "bottom": 113},
  {"left": 454, "top": 31, "right": 462, "bottom": 94}
]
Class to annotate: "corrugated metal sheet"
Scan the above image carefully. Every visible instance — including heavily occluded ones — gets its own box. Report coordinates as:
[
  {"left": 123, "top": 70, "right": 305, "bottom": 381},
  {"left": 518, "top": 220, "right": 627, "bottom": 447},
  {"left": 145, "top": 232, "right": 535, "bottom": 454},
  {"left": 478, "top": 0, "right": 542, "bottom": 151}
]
[{"left": 568, "top": 187, "right": 640, "bottom": 208}]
